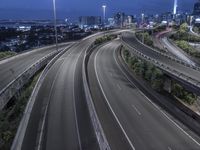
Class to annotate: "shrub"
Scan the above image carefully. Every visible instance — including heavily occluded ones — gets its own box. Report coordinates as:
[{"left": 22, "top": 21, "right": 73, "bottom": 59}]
[
  {"left": 123, "top": 48, "right": 197, "bottom": 104},
  {"left": 0, "top": 51, "right": 16, "bottom": 59},
  {"left": 175, "top": 40, "right": 200, "bottom": 58},
  {"left": 136, "top": 32, "right": 153, "bottom": 46},
  {"left": 172, "top": 83, "right": 197, "bottom": 105}
]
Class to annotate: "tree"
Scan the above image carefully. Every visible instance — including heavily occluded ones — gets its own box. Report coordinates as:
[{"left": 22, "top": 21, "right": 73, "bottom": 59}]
[{"left": 179, "top": 23, "right": 188, "bottom": 34}]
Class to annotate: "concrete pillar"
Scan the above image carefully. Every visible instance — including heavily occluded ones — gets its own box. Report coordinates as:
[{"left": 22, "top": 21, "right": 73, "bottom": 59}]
[{"left": 164, "top": 78, "right": 172, "bottom": 93}]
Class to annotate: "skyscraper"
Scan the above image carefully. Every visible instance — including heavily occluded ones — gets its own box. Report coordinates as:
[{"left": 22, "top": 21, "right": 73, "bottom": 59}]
[{"left": 79, "top": 16, "right": 101, "bottom": 26}]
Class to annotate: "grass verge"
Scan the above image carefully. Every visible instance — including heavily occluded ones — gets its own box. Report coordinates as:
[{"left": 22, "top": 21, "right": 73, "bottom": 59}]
[
  {"left": 123, "top": 48, "right": 197, "bottom": 105},
  {"left": 0, "top": 71, "right": 42, "bottom": 149},
  {"left": 0, "top": 51, "right": 16, "bottom": 60}
]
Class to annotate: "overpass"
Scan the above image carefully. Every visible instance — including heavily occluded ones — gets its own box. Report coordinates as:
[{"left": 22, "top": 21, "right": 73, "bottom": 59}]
[
  {"left": 86, "top": 39, "right": 200, "bottom": 150},
  {"left": 0, "top": 42, "right": 74, "bottom": 109},
  {"left": 121, "top": 31, "right": 200, "bottom": 95}
]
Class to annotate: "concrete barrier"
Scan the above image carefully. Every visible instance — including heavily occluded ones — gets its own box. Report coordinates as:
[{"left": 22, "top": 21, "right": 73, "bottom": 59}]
[
  {"left": 82, "top": 43, "right": 111, "bottom": 150},
  {"left": 0, "top": 50, "right": 56, "bottom": 110},
  {"left": 118, "top": 47, "right": 200, "bottom": 136},
  {"left": 121, "top": 38, "right": 200, "bottom": 93},
  {"left": 132, "top": 31, "right": 200, "bottom": 72},
  {"left": 0, "top": 43, "right": 73, "bottom": 110},
  {"left": 81, "top": 33, "right": 122, "bottom": 149}
]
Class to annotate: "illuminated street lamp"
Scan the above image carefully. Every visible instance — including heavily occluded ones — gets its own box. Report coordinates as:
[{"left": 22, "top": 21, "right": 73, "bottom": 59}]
[
  {"left": 141, "top": 13, "right": 145, "bottom": 43},
  {"left": 141, "top": 13, "right": 144, "bottom": 24},
  {"left": 102, "top": 5, "right": 106, "bottom": 25},
  {"left": 53, "top": 0, "right": 58, "bottom": 51}
]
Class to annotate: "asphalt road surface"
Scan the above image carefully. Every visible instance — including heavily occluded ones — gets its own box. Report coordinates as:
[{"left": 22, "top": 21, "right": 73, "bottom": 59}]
[
  {"left": 161, "top": 37, "right": 196, "bottom": 66},
  {"left": 87, "top": 39, "right": 200, "bottom": 150},
  {"left": 0, "top": 43, "right": 72, "bottom": 91},
  {"left": 122, "top": 32, "right": 200, "bottom": 83},
  {"left": 20, "top": 32, "right": 119, "bottom": 150}
]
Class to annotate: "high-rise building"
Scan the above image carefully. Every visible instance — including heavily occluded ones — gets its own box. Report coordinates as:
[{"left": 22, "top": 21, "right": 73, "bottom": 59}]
[
  {"left": 193, "top": 0, "right": 200, "bottom": 16},
  {"left": 113, "top": 12, "right": 132, "bottom": 27},
  {"left": 79, "top": 16, "right": 101, "bottom": 26},
  {"left": 113, "top": 12, "right": 125, "bottom": 27}
]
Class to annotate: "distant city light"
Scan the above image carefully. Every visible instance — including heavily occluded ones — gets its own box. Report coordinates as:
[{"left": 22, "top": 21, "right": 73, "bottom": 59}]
[
  {"left": 102, "top": 5, "right": 106, "bottom": 9},
  {"left": 141, "top": 13, "right": 144, "bottom": 23}
]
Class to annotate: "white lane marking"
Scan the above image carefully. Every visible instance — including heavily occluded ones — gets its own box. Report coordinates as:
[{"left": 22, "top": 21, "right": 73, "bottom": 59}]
[
  {"left": 37, "top": 68, "right": 60, "bottom": 150},
  {"left": 72, "top": 49, "right": 86, "bottom": 150},
  {"left": 117, "top": 84, "right": 122, "bottom": 90},
  {"left": 37, "top": 46, "right": 73, "bottom": 150},
  {"left": 132, "top": 105, "right": 141, "bottom": 116},
  {"left": 113, "top": 47, "right": 200, "bottom": 147},
  {"left": 94, "top": 44, "right": 135, "bottom": 150},
  {"left": 140, "top": 90, "right": 200, "bottom": 147},
  {"left": 168, "top": 146, "right": 172, "bottom": 150},
  {"left": 162, "top": 37, "right": 195, "bottom": 66},
  {"left": 0, "top": 42, "right": 74, "bottom": 65},
  {"left": 58, "top": 58, "right": 66, "bottom": 61}
]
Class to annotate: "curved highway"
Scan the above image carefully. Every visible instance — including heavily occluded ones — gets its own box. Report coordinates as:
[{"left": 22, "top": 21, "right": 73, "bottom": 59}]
[
  {"left": 122, "top": 32, "right": 200, "bottom": 85},
  {"left": 87, "top": 39, "right": 200, "bottom": 150},
  {"left": 153, "top": 30, "right": 196, "bottom": 66},
  {"left": 190, "top": 26, "right": 200, "bottom": 37},
  {"left": 161, "top": 37, "right": 196, "bottom": 66},
  {"left": 0, "top": 43, "right": 72, "bottom": 91},
  {"left": 20, "top": 32, "right": 120, "bottom": 150}
]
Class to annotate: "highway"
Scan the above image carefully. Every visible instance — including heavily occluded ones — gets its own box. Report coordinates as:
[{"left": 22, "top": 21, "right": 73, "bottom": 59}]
[
  {"left": 87, "top": 39, "right": 200, "bottom": 150},
  {"left": 0, "top": 43, "right": 72, "bottom": 91},
  {"left": 153, "top": 30, "right": 170, "bottom": 52},
  {"left": 153, "top": 29, "right": 196, "bottom": 66},
  {"left": 20, "top": 32, "right": 118, "bottom": 150},
  {"left": 161, "top": 37, "right": 196, "bottom": 66},
  {"left": 122, "top": 32, "right": 200, "bottom": 84}
]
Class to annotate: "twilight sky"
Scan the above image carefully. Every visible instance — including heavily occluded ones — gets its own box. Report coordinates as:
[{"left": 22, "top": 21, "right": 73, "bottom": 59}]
[{"left": 0, "top": 0, "right": 197, "bottom": 20}]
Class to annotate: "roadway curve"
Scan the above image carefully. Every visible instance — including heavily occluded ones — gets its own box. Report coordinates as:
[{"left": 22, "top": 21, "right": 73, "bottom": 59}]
[
  {"left": 20, "top": 32, "right": 119, "bottom": 150},
  {"left": 153, "top": 30, "right": 196, "bottom": 66},
  {"left": 161, "top": 37, "right": 196, "bottom": 66},
  {"left": 122, "top": 32, "right": 200, "bottom": 86},
  {"left": 190, "top": 26, "right": 200, "bottom": 37},
  {"left": 87, "top": 39, "right": 200, "bottom": 150},
  {"left": 0, "top": 43, "right": 72, "bottom": 91}
]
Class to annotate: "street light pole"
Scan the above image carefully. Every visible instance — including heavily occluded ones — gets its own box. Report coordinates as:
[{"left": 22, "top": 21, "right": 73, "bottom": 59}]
[
  {"left": 53, "top": 0, "right": 58, "bottom": 51},
  {"left": 141, "top": 13, "right": 145, "bottom": 44}
]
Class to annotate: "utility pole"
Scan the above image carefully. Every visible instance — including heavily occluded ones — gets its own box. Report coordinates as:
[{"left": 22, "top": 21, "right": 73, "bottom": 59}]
[{"left": 142, "top": 13, "right": 145, "bottom": 44}]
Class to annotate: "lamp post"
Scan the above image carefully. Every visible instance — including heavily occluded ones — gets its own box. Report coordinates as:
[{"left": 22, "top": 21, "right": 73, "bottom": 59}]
[
  {"left": 141, "top": 13, "right": 145, "bottom": 44},
  {"left": 102, "top": 5, "right": 106, "bottom": 26},
  {"left": 53, "top": 0, "right": 58, "bottom": 51}
]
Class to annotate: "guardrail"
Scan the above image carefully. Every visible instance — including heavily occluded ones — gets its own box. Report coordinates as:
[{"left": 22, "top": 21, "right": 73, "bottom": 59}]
[
  {"left": 11, "top": 44, "right": 74, "bottom": 150},
  {"left": 121, "top": 38, "right": 200, "bottom": 92},
  {"left": 132, "top": 31, "right": 200, "bottom": 71},
  {"left": 81, "top": 32, "right": 122, "bottom": 150},
  {"left": 0, "top": 50, "right": 56, "bottom": 110},
  {"left": 117, "top": 46, "right": 200, "bottom": 137},
  {"left": 0, "top": 43, "right": 73, "bottom": 110},
  {"left": 82, "top": 43, "right": 111, "bottom": 150}
]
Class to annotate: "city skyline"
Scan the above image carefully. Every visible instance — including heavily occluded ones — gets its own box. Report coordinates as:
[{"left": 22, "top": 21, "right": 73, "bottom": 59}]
[{"left": 0, "top": 0, "right": 198, "bottom": 20}]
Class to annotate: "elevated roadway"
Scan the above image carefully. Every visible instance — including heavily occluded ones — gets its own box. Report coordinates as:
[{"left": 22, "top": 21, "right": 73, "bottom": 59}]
[{"left": 87, "top": 39, "right": 200, "bottom": 150}]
